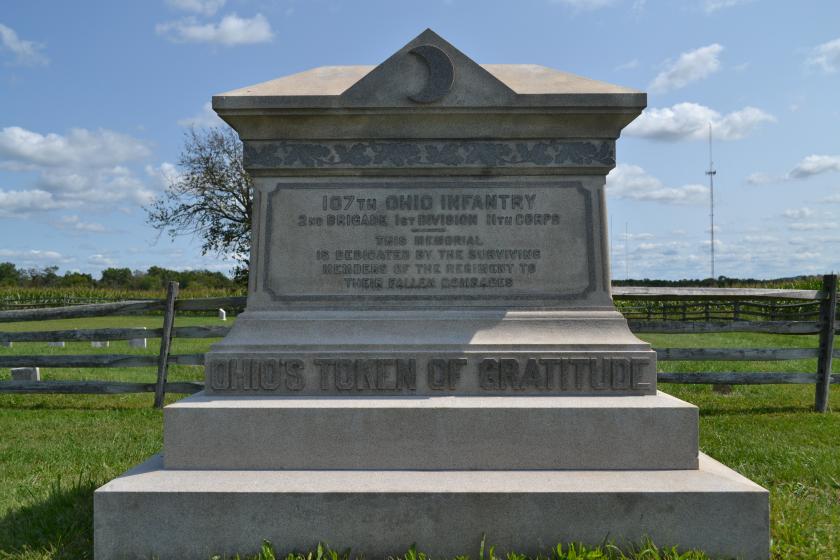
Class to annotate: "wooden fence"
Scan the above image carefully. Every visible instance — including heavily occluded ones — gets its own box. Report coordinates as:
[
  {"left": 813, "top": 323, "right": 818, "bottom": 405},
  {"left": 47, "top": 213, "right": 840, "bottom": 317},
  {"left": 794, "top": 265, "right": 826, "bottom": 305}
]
[{"left": 1, "top": 277, "right": 838, "bottom": 412}]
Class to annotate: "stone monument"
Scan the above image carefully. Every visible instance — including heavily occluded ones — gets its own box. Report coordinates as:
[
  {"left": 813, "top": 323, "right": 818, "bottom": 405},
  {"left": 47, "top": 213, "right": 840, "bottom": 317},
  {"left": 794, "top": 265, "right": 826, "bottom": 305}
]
[{"left": 95, "top": 30, "right": 769, "bottom": 559}]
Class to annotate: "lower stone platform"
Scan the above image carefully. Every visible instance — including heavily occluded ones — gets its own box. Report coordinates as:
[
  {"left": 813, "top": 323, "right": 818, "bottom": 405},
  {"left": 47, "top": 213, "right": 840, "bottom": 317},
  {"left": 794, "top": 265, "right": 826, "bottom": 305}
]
[
  {"left": 94, "top": 453, "right": 769, "bottom": 560},
  {"left": 164, "top": 392, "right": 699, "bottom": 470}
]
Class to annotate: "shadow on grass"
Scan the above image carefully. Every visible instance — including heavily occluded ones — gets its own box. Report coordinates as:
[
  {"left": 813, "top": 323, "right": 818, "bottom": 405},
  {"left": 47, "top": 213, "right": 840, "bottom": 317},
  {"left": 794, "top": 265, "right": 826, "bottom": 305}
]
[{"left": 0, "top": 476, "right": 95, "bottom": 560}]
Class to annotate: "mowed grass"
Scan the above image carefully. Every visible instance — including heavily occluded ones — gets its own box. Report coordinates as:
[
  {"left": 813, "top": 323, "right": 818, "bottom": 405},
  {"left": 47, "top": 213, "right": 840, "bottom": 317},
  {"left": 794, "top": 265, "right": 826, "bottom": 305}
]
[{"left": 0, "top": 317, "right": 838, "bottom": 559}]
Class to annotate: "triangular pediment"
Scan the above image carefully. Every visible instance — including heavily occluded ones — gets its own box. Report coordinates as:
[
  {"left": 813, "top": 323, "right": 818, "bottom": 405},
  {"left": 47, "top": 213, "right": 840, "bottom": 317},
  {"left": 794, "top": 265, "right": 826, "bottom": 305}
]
[{"left": 341, "top": 29, "right": 516, "bottom": 107}]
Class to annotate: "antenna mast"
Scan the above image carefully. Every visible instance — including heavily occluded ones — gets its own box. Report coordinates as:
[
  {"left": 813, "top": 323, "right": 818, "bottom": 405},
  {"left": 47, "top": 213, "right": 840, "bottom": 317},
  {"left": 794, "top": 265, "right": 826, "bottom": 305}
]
[
  {"left": 705, "top": 124, "right": 716, "bottom": 280},
  {"left": 624, "top": 222, "right": 629, "bottom": 280}
]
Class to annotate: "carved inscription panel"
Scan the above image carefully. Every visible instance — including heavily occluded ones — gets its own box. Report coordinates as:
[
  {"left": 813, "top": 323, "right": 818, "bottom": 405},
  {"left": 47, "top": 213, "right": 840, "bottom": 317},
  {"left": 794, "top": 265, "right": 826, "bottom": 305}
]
[
  {"left": 263, "top": 181, "right": 595, "bottom": 301},
  {"left": 204, "top": 353, "right": 656, "bottom": 396}
]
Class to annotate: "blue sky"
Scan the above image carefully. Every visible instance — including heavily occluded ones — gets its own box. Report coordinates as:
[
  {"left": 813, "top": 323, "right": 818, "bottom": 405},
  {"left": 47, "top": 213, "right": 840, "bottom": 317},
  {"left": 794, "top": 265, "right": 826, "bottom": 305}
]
[{"left": 1, "top": 0, "right": 839, "bottom": 280}]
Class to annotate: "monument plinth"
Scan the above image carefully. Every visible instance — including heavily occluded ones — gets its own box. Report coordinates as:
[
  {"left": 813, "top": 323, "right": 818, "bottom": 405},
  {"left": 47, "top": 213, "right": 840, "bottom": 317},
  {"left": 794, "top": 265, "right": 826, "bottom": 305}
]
[{"left": 94, "top": 30, "right": 769, "bottom": 559}]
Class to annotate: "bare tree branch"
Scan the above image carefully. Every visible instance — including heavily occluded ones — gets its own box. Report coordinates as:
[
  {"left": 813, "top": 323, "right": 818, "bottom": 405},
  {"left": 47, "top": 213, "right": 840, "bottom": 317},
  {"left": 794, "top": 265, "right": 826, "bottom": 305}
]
[{"left": 145, "top": 127, "right": 252, "bottom": 281}]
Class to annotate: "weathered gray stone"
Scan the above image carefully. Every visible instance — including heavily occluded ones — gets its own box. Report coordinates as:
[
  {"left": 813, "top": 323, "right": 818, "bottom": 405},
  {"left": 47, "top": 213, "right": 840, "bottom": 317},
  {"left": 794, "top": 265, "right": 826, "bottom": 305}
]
[
  {"left": 203, "top": 349, "right": 657, "bottom": 397},
  {"left": 47, "top": 341, "right": 65, "bottom": 348},
  {"left": 164, "top": 392, "right": 698, "bottom": 470},
  {"left": 91, "top": 341, "right": 110, "bottom": 348},
  {"left": 94, "top": 28, "right": 769, "bottom": 560},
  {"left": 94, "top": 453, "right": 769, "bottom": 560},
  {"left": 11, "top": 367, "right": 40, "bottom": 381},
  {"left": 204, "top": 30, "right": 655, "bottom": 398},
  {"left": 128, "top": 327, "right": 147, "bottom": 349}
]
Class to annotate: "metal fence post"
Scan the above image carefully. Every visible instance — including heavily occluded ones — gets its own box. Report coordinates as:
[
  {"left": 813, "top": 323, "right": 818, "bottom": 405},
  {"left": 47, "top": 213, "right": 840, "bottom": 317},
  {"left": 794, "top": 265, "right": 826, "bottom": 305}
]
[
  {"left": 815, "top": 274, "right": 837, "bottom": 412},
  {"left": 154, "top": 281, "right": 179, "bottom": 409}
]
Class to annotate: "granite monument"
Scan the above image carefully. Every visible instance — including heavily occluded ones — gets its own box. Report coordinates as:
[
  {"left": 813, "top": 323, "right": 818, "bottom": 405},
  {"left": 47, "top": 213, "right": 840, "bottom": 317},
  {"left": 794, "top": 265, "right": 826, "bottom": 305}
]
[{"left": 94, "top": 30, "right": 769, "bottom": 559}]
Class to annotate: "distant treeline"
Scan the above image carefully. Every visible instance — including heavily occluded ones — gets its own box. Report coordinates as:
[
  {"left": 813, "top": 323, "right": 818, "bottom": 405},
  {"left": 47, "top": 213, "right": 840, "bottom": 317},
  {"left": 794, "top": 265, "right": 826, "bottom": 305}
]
[
  {"left": 0, "top": 263, "right": 241, "bottom": 291},
  {"left": 612, "top": 275, "right": 825, "bottom": 290},
  {"left": 0, "top": 262, "right": 828, "bottom": 292}
]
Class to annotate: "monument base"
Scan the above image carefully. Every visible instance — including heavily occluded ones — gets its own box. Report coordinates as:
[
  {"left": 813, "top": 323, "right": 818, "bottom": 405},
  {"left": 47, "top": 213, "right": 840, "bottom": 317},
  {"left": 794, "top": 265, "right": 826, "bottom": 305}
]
[
  {"left": 94, "top": 453, "right": 769, "bottom": 560},
  {"left": 163, "top": 392, "right": 699, "bottom": 470}
]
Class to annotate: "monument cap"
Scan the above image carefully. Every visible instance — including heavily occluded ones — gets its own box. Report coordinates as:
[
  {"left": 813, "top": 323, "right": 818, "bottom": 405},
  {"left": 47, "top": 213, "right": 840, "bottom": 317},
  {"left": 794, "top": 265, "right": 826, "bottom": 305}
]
[{"left": 213, "top": 29, "right": 646, "bottom": 141}]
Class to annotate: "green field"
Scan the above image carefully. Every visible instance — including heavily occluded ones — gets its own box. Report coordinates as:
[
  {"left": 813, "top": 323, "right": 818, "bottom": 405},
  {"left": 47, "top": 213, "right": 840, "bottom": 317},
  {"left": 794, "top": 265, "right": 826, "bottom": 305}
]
[{"left": 0, "top": 316, "right": 838, "bottom": 559}]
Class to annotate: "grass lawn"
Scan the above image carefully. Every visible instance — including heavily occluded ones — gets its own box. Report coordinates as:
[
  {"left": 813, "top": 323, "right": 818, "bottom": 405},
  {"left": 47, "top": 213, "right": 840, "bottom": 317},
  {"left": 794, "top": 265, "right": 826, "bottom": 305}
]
[{"left": 0, "top": 317, "right": 838, "bottom": 559}]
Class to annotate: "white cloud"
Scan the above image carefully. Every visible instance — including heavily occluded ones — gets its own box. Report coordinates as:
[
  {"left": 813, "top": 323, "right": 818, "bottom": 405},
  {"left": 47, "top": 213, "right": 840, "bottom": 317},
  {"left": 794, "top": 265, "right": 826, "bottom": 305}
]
[
  {"left": 745, "top": 172, "right": 783, "bottom": 185},
  {"left": 749, "top": 154, "right": 840, "bottom": 186},
  {"left": 0, "top": 126, "right": 157, "bottom": 213},
  {"left": 33, "top": 165, "right": 156, "bottom": 206},
  {"left": 789, "top": 155, "right": 840, "bottom": 179},
  {"left": 56, "top": 215, "right": 107, "bottom": 233},
  {"left": 782, "top": 207, "right": 814, "bottom": 220},
  {"left": 0, "top": 22, "right": 48, "bottom": 66},
  {"left": 87, "top": 254, "right": 116, "bottom": 267},
  {"left": 146, "top": 162, "right": 181, "bottom": 189},
  {"left": 0, "top": 126, "right": 150, "bottom": 168},
  {"left": 0, "top": 189, "right": 65, "bottom": 216},
  {"left": 156, "top": 13, "right": 273, "bottom": 46},
  {"left": 806, "top": 37, "right": 840, "bottom": 74},
  {"left": 615, "top": 59, "right": 639, "bottom": 71},
  {"left": 649, "top": 44, "right": 723, "bottom": 93},
  {"left": 781, "top": 207, "right": 838, "bottom": 231},
  {"left": 625, "top": 102, "right": 775, "bottom": 141},
  {"left": 549, "top": 0, "right": 616, "bottom": 9},
  {"left": 606, "top": 164, "right": 709, "bottom": 204},
  {"left": 0, "top": 249, "right": 69, "bottom": 264},
  {"left": 743, "top": 234, "right": 777, "bottom": 243},
  {"left": 177, "top": 102, "right": 226, "bottom": 128},
  {"left": 789, "top": 222, "right": 838, "bottom": 231},
  {"left": 820, "top": 193, "right": 840, "bottom": 203},
  {"left": 704, "top": 0, "right": 754, "bottom": 13},
  {"left": 618, "top": 232, "right": 655, "bottom": 241},
  {"left": 167, "top": 0, "right": 225, "bottom": 16},
  {"left": 790, "top": 251, "right": 821, "bottom": 261}
]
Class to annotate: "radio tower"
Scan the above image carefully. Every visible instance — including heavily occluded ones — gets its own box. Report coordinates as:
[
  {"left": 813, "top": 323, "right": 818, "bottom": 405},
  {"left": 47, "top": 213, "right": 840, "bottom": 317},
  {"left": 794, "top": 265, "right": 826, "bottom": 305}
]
[{"left": 705, "top": 124, "right": 716, "bottom": 280}]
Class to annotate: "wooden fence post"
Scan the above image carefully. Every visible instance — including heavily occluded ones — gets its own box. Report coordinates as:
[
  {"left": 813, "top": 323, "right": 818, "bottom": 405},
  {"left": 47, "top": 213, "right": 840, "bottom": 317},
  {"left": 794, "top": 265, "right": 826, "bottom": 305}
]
[
  {"left": 153, "top": 281, "right": 179, "bottom": 409},
  {"left": 815, "top": 274, "right": 837, "bottom": 413}
]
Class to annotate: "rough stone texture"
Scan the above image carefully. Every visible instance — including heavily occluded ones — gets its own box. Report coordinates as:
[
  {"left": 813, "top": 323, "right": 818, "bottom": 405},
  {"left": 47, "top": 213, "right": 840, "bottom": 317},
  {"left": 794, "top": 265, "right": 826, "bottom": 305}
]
[
  {"left": 11, "top": 367, "right": 40, "bottom": 381},
  {"left": 164, "top": 392, "right": 698, "bottom": 470},
  {"left": 128, "top": 327, "right": 147, "bottom": 349},
  {"left": 94, "top": 453, "right": 769, "bottom": 560}
]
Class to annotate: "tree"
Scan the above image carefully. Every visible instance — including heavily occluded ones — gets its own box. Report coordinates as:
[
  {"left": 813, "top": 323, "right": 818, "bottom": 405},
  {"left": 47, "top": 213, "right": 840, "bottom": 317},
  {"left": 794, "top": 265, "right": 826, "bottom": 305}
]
[
  {"left": 0, "top": 262, "right": 20, "bottom": 286},
  {"left": 23, "top": 266, "right": 59, "bottom": 287},
  {"left": 145, "top": 127, "right": 253, "bottom": 281},
  {"left": 59, "top": 271, "right": 95, "bottom": 288},
  {"left": 99, "top": 267, "right": 134, "bottom": 288}
]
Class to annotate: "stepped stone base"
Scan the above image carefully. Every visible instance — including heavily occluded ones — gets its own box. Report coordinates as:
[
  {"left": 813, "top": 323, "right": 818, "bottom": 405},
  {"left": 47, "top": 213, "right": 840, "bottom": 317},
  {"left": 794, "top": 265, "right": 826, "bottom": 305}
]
[
  {"left": 164, "top": 392, "right": 698, "bottom": 470},
  {"left": 94, "top": 453, "right": 769, "bottom": 560}
]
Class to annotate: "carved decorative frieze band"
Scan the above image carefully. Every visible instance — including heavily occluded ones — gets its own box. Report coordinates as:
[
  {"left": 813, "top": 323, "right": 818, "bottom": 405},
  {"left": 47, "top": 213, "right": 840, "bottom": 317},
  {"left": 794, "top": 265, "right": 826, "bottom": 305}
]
[{"left": 244, "top": 139, "right": 615, "bottom": 170}]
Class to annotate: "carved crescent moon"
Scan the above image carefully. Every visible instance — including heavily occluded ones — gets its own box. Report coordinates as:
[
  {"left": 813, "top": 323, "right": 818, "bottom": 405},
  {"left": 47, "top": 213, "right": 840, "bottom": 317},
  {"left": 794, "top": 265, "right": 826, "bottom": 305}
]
[{"left": 408, "top": 45, "right": 454, "bottom": 104}]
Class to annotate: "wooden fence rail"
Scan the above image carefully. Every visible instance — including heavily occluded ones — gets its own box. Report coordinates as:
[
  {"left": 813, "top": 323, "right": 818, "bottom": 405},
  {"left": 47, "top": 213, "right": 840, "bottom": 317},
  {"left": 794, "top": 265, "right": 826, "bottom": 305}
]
[{"left": 1, "top": 278, "right": 838, "bottom": 411}]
